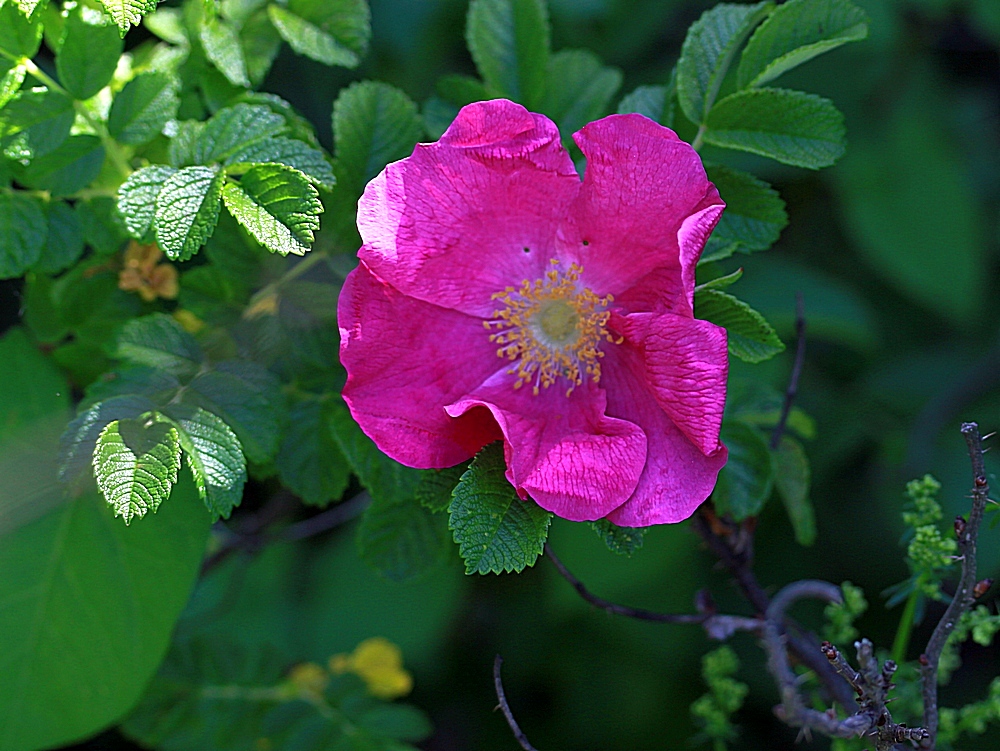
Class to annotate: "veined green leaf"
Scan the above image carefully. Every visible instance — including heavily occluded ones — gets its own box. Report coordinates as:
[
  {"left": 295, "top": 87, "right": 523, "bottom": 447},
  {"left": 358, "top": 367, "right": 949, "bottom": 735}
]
[
  {"left": 267, "top": 5, "right": 360, "bottom": 68},
  {"left": 332, "top": 81, "right": 423, "bottom": 194},
  {"left": 449, "top": 442, "right": 552, "bottom": 575},
  {"left": 0, "top": 191, "right": 46, "bottom": 279},
  {"left": 116, "top": 313, "right": 203, "bottom": 376},
  {"left": 98, "top": 0, "right": 158, "bottom": 36},
  {"left": 154, "top": 165, "right": 224, "bottom": 261},
  {"left": 712, "top": 421, "right": 773, "bottom": 520},
  {"left": 194, "top": 103, "right": 286, "bottom": 165},
  {"left": 58, "top": 395, "right": 158, "bottom": 485},
  {"left": 55, "top": 6, "right": 123, "bottom": 101},
  {"left": 695, "top": 268, "right": 743, "bottom": 293},
  {"left": 276, "top": 397, "right": 350, "bottom": 506},
  {"left": 93, "top": 416, "right": 181, "bottom": 524},
  {"left": 0, "top": 1, "right": 42, "bottom": 58},
  {"left": 676, "top": 1, "right": 773, "bottom": 125},
  {"left": 108, "top": 71, "right": 180, "bottom": 145},
  {"left": 241, "top": 8, "right": 283, "bottom": 86},
  {"left": 466, "top": 0, "right": 549, "bottom": 109},
  {"left": 695, "top": 287, "right": 784, "bottom": 363},
  {"left": 35, "top": 200, "right": 84, "bottom": 275},
  {"left": 358, "top": 493, "right": 449, "bottom": 582},
  {"left": 416, "top": 464, "right": 469, "bottom": 513},
  {"left": 76, "top": 196, "right": 128, "bottom": 255},
  {"left": 704, "top": 163, "right": 787, "bottom": 257},
  {"left": 617, "top": 79, "right": 675, "bottom": 127},
  {"left": 118, "top": 164, "right": 177, "bottom": 242},
  {"left": 222, "top": 163, "right": 322, "bottom": 256},
  {"left": 738, "top": 0, "right": 869, "bottom": 88},
  {"left": 590, "top": 519, "right": 645, "bottom": 556},
  {"left": 226, "top": 136, "right": 335, "bottom": 190},
  {"left": 772, "top": 436, "right": 815, "bottom": 546},
  {"left": 16, "top": 134, "right": 104, "bottom": 196},
  {"left": 0, "top": 89, "right": 74, "bottom": 161},
  {"left": 164, "top": 405, "right": 246, "bottom": 520},
  {"left": 704, "top": 88, "right": 845, "bottom": 169},
  {"left": 200, "top": 16, "right": 251, "bottom": 88},
  {"left": 542, "top": 49, "right": 621, "bottom": 137}
]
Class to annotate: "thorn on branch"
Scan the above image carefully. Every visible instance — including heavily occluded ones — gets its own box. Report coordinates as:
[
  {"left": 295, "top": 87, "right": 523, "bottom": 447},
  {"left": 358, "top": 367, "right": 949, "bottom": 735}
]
[{"left": 493, "top": 655, "right": 540, "bottom": 751}]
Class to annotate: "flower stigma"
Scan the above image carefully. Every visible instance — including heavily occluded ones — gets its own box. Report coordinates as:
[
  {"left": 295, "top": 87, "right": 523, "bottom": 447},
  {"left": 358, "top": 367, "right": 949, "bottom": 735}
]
[{"left": 485, "top": 261, "right": 619, "bottom": 395}]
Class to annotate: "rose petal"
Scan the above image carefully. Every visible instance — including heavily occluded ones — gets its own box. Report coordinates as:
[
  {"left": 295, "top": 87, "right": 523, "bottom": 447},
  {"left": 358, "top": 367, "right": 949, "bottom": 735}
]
[
  {"left": 568, "top": 114, "right": 724, "bottom": 313},
  {"left": 357, "top": 100, "right": 581, "bottom": 317},
  {"left": 338, "top": 262, "right": 502, "bottom": 468},
  {"left": 601, "top": 343, "right": 727, "bottom": 526},
  {"left": 446, "top": 376, "right": 646, "bottom": 521}
]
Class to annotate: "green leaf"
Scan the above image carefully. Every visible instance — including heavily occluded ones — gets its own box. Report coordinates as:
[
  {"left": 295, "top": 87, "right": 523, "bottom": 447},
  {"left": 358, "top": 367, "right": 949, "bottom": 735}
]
[
  {"left": 35, "top": 200, "right": 84, "bottom": 274},
  {"left": 276, "top": 397, "right": 350, "bottom": 506},
  {"left": 704, "top": 163, "right": 787, "bottom": 257},
  {"left": 222, "top": 163, "right": 322, "bottom": 256},
  {"left": 0, "top": 0, "right": 42, "bottom": 58},
  {"left": 738, "top": 0, "right": 869, "bottom": 88},
  {"left": 772, "top": 435, "right": 815, "bottom": 546},
  {"left": 200, "top": 16, "right": 250, "bottom": 88},
  {"left": 226, "top": 136, "right": 335, "bottom": 189},
  {"left": 116, "top": 313, "right": 203, "bottom": 376},
  {"left": 0, "top": 479, "right": 210, "bottom": 751},
  {"left": 332, "top": 81, "right": 423, "bottom": 194},
  {"left": 58, "top": 395, "right": 158, "bottom": 484},
  {"left": 16, "top": 134, "right": 104, "bottom": 196},
  {"left": 590, "top": 519, "right": 644, "bottom": 556},
  {"left": 695, "top": 268, "right": 743, "bottom": 293},
  {"left": 55, "top": 6, "right": 123, "bottom": 101},
  {"left": 241, "top": 8, "right": 283, "bottom": 86},
  {"left": 704, "top": 88, "right": 845, "bottom": 169},
  {"left": 155, "top": 165, "right": 224, "bottom": 261},
  {"left": 695, "top": 287, "right": 785, "bottom": 363},
  {"left": 358, "top": 703, "right": 434, "bottom": 742},
  {"left": 164, "top": 405, "right": 246, "bottom": 520},
  {"left": 194, "top": 103, "right": 287, "bottom": 165},
  {"left": 466, "top": 0, "right": 549, "bottom": 109},
  {"left": 358, "top": 493, "right": 449, "bottom": 582},
  {"left": 118, "top": 164, "right": 177, "bottom": 242},
  {"left": 98, "top": 0, "right": 158, "bottom": 36},
  {"left": 0, "top": 89, "right": 74, "bottom": 161},
  {"left": 76, "top": 196, "right": 128, "bottom": 255},
  {"left": 267, "top": 4, "right": 360, "bottom": 68},
  {"left": 542, "top": 49, "right": 621, "bottom": 137},
  {"left": 0, "top": 191, "right": 46, "bottom": 279},
  {"left": 108, "top": 71, "right": 180, "bottom": 145},
  {"left": 448, "top": 442, "right": 552, "bottom": 575},
  {"left": 15, "top": 0, "right": 44, "bottom": 17},
  {"left": 617, "top": 80, "right": 675, "bottom": 127},
  {"left": 711, "top": 421, "right": 773, "bottom": 520},
  {"left": 0, "top": 60, "right": 27, "bottom": 110},
  {"left": 93, "top": 416, "right": 181, "bottom": 524},
  {"left": 416, "top": 464, "right": 469, "bottom": 513},
  {"left": 435, "top": 73, "right": 495, "bottom": 106},
  {"left": 676, "top": 1, "right": 774, "bottom": 125},
  {"left": 0, "top": 327, "right": 69, "bottom": 445}
]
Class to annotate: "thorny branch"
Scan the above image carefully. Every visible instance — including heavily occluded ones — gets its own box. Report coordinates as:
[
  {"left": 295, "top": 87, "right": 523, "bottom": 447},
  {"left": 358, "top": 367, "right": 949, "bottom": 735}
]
[
  {"left": 919, "top": 422, "right": 991, "bottom": 749},
  {"left": 493, "top": 655, "right": 540, "bottom": 751}
]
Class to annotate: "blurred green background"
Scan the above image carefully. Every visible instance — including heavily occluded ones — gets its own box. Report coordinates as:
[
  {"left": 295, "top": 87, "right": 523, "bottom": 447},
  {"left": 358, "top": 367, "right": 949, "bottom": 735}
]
[{"left": 34, "top": 0, "right": 997, "bottom": 748}]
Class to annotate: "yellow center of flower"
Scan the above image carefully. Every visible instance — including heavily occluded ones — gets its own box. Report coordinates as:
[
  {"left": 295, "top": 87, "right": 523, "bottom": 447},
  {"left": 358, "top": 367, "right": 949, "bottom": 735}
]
[{"left": 485, "top": 261, "right": 618, "bottom": 396}]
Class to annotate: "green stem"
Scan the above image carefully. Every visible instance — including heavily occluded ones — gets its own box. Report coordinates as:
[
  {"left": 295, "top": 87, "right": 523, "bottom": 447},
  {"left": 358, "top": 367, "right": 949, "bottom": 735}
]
[
  {"left": 691, "top": 123, "right": 707, "bottom": 152},
  {"left": 891, "top": 581, "right": 923, "bottom": 664},
  {"left": 243, "top": 249, "right": 330, "bottom": 318}
]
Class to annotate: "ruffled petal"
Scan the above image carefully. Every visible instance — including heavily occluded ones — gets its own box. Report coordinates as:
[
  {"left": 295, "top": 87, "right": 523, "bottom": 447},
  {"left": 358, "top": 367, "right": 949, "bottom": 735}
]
[
  {"left": 357, "top": 99, "right": 581, "bottom": 318},
  {"left": 338, "top": 262, "right": 502, "bottom": 468},
  {"left": 615, "top": 310, "right": 728, "bottom": 456},
  {"left": 600, "top": 342, "right": 727, "bottom": 526},
  {"left": 445, "top": 377, "right": 646, "bottom": 521},
  {"left": 568, "top": 114, "right": 724, "bottom": 314}
]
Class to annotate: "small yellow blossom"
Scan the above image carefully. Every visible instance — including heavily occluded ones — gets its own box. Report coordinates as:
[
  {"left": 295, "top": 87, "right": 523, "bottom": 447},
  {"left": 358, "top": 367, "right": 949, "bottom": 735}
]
[
  {"left": 329, "top": 637, "right": 413, "bottom": 699},
  {"left": 286, "top": 661, "right": 330, "bottom": 698},
  {"left": 118, "top": 242, "right": 178, "bottom": 302}
]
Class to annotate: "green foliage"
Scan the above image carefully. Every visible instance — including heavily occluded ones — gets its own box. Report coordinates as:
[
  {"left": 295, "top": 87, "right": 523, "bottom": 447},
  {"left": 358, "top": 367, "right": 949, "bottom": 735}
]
[
  {"left": 276, "top": 397, "right": 351, "bottom": 506},
  {"left": 939, "top": 605, "right": 1000, "bottom": 684},
  {"left": 772, "top": 436, "right": 815, "bottom": 546},
  {"left": 0, "top": 191, "right": 45, "bottom": 278},
  {"left": 267, "top": 0, "right": 371, "bottom": 69},
  {"left": 98, "top": 0, "right": 158, "bottom": 36},
  {"left": 107, "top": 71, "right": 181, "bottom": 145},
  {"left": 938, "top": 678, "right": 1000, "bottom": 746},
  {"left": 823, "top": 581, "right": 868, "bottom": 645},
  {"left": 543, "top": 49, "right": 622, "bottom": 137},
  {"left": 55, "top": 5, "right": 123, "bottom": 101},
  {"left": 590, "top": 519, "right": 645, "bottom": 556},
  {"left": 695, "top": 287, "right": 785, "bottom": 363},
  {"left": 617, "top": 80, "right": 675, "bottom": 127},
  {"left": 711, "top": 421, "right": 774, "bottom": 520},
  {"left": 466, "top": 0, "right": 550, "bottom": 109},
  {"left": 690, "top": 646, "right": 748, "bottom": 749},
  {"left": 448, "top": 442, "right": 553, "bottom": 575},
  {"left": 154, "top": 166, "right": 224, "bottom": 261},
  {"left": 702, "top": 164, "right": 787, "bottom": 261}
]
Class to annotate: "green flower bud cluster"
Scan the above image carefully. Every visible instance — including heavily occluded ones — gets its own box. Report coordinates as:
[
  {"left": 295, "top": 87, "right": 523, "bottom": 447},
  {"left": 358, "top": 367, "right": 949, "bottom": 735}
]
[
  {"left": 690, "top": 646, "right": 748, "bottom": 750},
  {"left": 823, "top": 581, "right": 868, "bottom": 645}
]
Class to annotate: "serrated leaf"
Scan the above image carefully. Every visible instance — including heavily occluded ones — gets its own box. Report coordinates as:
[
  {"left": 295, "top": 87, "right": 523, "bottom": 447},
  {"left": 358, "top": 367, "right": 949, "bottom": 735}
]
[
  {"left": 165, "top": 406, "right": 246, "bottom": 520},
  {"left": 0, "top": 60, "right": 27, "bottom": 110},
  {"left": 276, "top": 397, "right": 350, "bottom": 506},
  {"left": 14, "top": 0, "right": 44, "bottom": 20},
  {"left": 194, "top": 103, "right": 286, "bottom": 165},
  {"left": 711, "top": 421, "right": 773, "bottom": 520},
  {"left": 200, "top": 16, "right": 250, "bottom": 88},
  {"left": 332, "top": 81, "right": 423, "bottom": 195},
  {"left": 16, "top": 134, "right": 104, "bottom": 196},
  {"left": 0, "top": 89, "right": 73, "bottom": 161},
  {"left": 416, "top": 464, "right": 468, "bottom": 513},
  {"left": 93, "top": 416, "right": 181, "bottom": 524},
  {"left": 676, "top": 1, "right": 773, "bottom": 125},
  {"left": 738, "top": 0, "right": 868, "bottom": 88},
  {"left": 222, "top": 163, "right": 322, "bottom": 256},
  {"left": 155, "top": 165, "right": 224, "bottom": 261},
  {"left": 56, "top": 6, "right": 123, "bottom": 101},
  {"left": 542, "top": 49, "right": 621, "bottom": 137},
  {"left": 118, "top": 164, "right": 177, "bottom": 242},
  {"left": 82, "top": 365, "right": 181, "bottom": 408},
  {"left": 98, "top": 0, "right": 157, "bottom": 36},
  {"left": 704, "top": 88, "right": 845, "bottom": 169},
  {"left": 466, "top": 0, "right": 549, "bottom": 109},
  {"left": 108, "top": 71, "right": 180, "bottom": 145},
  {"left": 695, "top": 287, "right": 784, "bottom": 363},
  {"left": 590, "top": 519, "right": 644, "bottom": 556},
  {"left": 695, "top": 268, "right": 743, "bottom": 293},
  {"left": 267, "top": 5, "right": 360, "bottom": 68},
  {"left": 226, "top": 136, "right": 335, "bottom": 190},
  {"left": 704, "top": 163, "right": 787, "bottom": 257},
  {"left": 0, "top": 190, "right": 46, "bottom": 279},
  {"left": 449, "top": 442, "right": 552, "bottom": 575},
  {"left": 617, "top": 79, "right": 675, "bottom": 127},
  {"left": 0, "top": 1, "right": 42, "bottom": 57},
  {"left": 772, "top": 436, "right": 815, "bottom": 546},
  {"left": 241, "top": 8, "right": 283, "bottom": 86},
  {"left": 58, "top": 395, "right": 157, "bottom": 484},
  {"left": 116, "top": 313, "right": 203, "bottom": 375},
  {"left": 358, "top": 493, "right": 449, "bottom": 582},
  {"left": 35, "top": 200, "right": 84, "bottom": 274}
]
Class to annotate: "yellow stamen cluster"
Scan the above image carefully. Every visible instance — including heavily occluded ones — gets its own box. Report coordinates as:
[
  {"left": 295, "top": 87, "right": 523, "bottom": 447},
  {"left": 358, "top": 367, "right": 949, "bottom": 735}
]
[{"left": 485, "top": 261, "right": 617, "bottom": 396}]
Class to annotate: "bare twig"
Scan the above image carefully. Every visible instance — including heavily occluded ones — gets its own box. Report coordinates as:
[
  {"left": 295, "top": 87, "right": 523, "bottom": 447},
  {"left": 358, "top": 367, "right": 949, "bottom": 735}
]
[
  {"left": 771, "top": 291, "right": 806, "bottom": 450},
  {"left": 493, "top": 655, "right": 540, "bottom": 751},
  {"left": 919, "top": 422, "right": 991, "bottom": 748}
]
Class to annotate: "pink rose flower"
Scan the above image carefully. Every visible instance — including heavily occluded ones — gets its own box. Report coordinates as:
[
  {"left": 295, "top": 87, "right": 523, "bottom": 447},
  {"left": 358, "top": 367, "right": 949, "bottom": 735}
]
[{"left": 337, "top": 99, "right": 728, "bottom": 526}]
